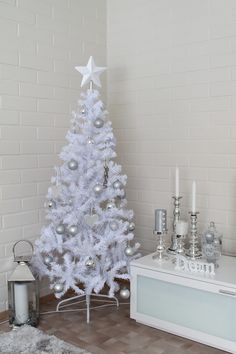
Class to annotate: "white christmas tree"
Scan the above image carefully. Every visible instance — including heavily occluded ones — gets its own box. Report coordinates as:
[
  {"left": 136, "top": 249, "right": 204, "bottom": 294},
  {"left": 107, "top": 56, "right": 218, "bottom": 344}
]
[{"left": 34, "top": 57, "right": 140, "bottom": 299}]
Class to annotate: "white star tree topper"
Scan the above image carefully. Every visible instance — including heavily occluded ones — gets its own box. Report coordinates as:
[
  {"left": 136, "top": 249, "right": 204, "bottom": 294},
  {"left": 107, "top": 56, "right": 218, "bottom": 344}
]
[{"left": 75, "top": 56, "right": 106, "bottom": 88}]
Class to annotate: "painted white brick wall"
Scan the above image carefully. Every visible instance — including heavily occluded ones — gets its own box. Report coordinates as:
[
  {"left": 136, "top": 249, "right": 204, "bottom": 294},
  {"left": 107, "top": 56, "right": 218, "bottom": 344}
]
[
  {"left": 107, "top": 0, "right": 236, "bottom": 256},
  {"left": 0, "top": 0, "right": 106, "bottom": 311}
]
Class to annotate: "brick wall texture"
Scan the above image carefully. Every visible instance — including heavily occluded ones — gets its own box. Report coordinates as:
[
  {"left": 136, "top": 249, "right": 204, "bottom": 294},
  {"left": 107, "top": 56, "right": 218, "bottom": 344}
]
[
  {"left": 107, "top": 0, "right": 236, "bottom": 256},
  {"left": 0, "top": 0, "right": 106, "bottom": 311},
  {"left": 1, "top": 0, "right": 236, "bottom": 311}
]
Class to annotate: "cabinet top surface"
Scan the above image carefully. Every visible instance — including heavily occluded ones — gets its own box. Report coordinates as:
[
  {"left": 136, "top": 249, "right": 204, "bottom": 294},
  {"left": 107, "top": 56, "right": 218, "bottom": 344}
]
[{"left": 131, "top": 253, "right": 236, "bottom": 289}]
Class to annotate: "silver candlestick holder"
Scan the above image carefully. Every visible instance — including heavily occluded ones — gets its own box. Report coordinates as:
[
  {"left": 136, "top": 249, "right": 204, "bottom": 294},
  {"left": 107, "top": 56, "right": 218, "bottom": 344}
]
[
  {"left": 186, "top": 211, "right": 202, "bottom": 260},
  {"left": 153, "top": 209, "right": 168, "bottom": 261},
  {"left": 168, "top": 196, "right": 182, "bottom": 254}
]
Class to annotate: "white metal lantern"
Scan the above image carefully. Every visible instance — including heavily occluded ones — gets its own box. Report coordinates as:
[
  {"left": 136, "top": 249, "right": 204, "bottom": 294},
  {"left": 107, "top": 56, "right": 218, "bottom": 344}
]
[{"left": 8, "top": 240, "right": 39, "bottom": 327}]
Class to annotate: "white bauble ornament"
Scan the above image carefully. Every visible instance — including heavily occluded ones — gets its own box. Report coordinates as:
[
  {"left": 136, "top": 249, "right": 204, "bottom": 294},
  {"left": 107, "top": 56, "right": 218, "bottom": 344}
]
[
  {"left": 68, "top": 225, "right": 78, "bottom": 236},
  {"left": 119, "top": 288, "right": 130, "bottom": 299},
  {"left": 56, "top": 224, "right": 65, "bottom": 234},
  {"left": 107, "top": 201, "right": 115, "bottom": 210},
  {"left": 93, "top": 183, "right": 103, "bottom": 194},
  {"left": 113, "top": 180, "right": 123, "bottom": 189},
  {"left": 84, "top": 214, "right": 99, "bottom": 226},
  {"left": 54, "top": 283, "right": 64, "bottom": 293},
  {"left": 109, "top": 220, "right": 119, "bottom": 231},
  {"left": 68, "top": 159, "right": 78, "bottom": 170},
  {"left": 44, "top": 255, "right": 53, "bottom": 266},
  {"left": 85, "top": 257, "right": 95, "bottom": 268},
  {"left": 128, "top": 222, "right": 135, "bottom": 231},
  {"left": 124, "top": 245, "right": 134, "bottom": 256},
  {"left": 94, "top": 118, "right": 104, "bottom": 128}
]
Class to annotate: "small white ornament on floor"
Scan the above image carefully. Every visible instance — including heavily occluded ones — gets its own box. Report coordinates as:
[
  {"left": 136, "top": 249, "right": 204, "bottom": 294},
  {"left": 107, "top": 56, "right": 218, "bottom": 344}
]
[{"left": 119, "top": 287, "right": 130, "bottom": 299}]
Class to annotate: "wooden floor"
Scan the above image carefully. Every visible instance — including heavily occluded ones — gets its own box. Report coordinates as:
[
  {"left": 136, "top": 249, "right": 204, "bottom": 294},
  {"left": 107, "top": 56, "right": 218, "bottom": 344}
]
[{"left": 0, "top": 297, "right": 227, "bottom": 354}]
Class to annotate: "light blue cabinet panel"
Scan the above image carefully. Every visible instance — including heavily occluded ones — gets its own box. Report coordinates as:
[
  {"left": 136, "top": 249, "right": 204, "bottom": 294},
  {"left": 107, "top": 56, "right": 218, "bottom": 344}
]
[{"left": 137, "top": 275, "right": 236, "bottom": 342}]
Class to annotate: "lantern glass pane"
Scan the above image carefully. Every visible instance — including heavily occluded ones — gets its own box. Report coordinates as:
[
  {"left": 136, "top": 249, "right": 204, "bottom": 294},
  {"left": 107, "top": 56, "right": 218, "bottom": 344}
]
[{"left": 8, "top": 280, "right": 39, "bottom": 327}]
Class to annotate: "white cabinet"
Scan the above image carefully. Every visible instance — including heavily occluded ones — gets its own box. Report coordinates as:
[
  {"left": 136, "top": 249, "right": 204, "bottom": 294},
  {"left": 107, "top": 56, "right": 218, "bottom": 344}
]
[{"left": 130, "top": 254, "right": 236, "bottom": 353}]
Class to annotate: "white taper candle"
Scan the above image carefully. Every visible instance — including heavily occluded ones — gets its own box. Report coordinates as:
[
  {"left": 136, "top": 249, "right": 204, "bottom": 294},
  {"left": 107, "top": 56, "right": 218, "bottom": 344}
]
[
  {"left": 175, "top": 167, "right": 179, "bottom": 197},
  {"left": 14, "top": 283, "right": 29, "bottom": 324},
  {"left": 191, "top": 180, "right": 196, "bottom": 213}
]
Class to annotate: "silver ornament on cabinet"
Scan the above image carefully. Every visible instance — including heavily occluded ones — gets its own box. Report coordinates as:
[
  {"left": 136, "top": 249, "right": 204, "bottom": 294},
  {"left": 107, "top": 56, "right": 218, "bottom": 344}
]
[
  {"left": 119, "top": 288, "right": 130, "bottom": 299},
  {"left": 107, "top": 201, "right": 116, "bottom": 210},
  {"left": 44, "top": 255, "right": 53, "bottom": 266},
  {"left": 68, "top": 225, "right": 78, "bottom": 236},
  {"left": 68, "top": 159, "right": 78, "bottom": 170},
  {"left": 85, "top": 257, "right": 95, "bottom": 268},
  {"left": 128, "top": 222, "right": 135, "bottom": 232},
  {"left": 124, "top": 245, "right": 134, "bottom": 256},
  {"left": 109, "top": 220, "right": 119, "bottom": 231},
  {"left": 113, "top": 180, "right": 123, "bottom": 189},
  {"left": 93, "top": 183, "right": 103, "bottom": 195},
  {"left": 54, "top": 283, "right": 64, "bottom": 293},
  {"left": 93, "top": 118, "right": 104, "bottom": 128},
  {"left": 56, "top": 224, "right": 65, "bottom": 234},
  {"left": 205, "top": 231, "right": 214, "bottom": 244}
]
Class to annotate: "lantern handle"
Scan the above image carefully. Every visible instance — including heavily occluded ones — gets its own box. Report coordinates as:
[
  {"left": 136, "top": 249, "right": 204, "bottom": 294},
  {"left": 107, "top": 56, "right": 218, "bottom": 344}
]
[{"left": 12, "top": 239, "right": 34, "bottom": 262}]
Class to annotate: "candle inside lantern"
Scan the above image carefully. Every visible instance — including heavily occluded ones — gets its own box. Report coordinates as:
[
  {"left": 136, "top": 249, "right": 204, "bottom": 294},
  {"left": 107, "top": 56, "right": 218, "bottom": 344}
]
[
  {"left": 191, "top": 181, "right": 196, "bottom": 213},
  {"left": 175, "top": 167, "right": 179, "bottom": 197},
  {"left": 14, "top": 283, "right": 29, "bottom": 324}
]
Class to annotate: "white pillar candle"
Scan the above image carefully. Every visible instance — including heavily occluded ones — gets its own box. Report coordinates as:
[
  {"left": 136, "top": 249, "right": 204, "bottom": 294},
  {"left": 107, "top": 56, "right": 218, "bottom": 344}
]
[
  {"left": 14, "top": 283, "right": 29, "bottom": 324},
  {"left": 191, "top": 181, "right": 196, "bottom": 213},
  {"left": 175, "top": 167, "right": 179, "bottom": 197},
  {"left": 176, "top": 220, "right": 188, "bottom": 236}
]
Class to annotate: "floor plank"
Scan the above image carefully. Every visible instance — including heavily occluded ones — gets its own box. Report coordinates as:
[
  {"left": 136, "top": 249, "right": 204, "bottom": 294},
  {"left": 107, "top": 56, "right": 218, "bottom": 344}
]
[{"left": 0, "top": 297, "right": 227, "bottom": 354}]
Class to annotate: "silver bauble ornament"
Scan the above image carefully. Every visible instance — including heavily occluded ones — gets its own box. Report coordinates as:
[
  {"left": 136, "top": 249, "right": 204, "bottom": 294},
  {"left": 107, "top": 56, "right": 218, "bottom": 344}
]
[
  {"left": 113, "top": 180, "right": 123, "bottom": 189},
  {"left": 107, "top": 201, "right": 115, "bottom": 210},
  {"left": 81, "top": 107, "right": 86, "bottom": 114},
  {"left": 128, "top": 222, "right": 135, "bottom": 232},
  {"left": 87, "top": 137, "right": 94, "bottom": 144},
  {"left": 93, "top": 118, "right": 104, "bottom": 128},
  {"left": 68, "top": 225, "right": 78, "bottom": 236},
  {"left": 124, "top": 245, "right": 134, "bottom": 256},
  {"left": 85, "top": 257, "right": 95, "bottom": 268},
  {"left": 47, "top": 200, "right": 56, "bottom": 209},
  {"left": 56, "top": 224, "right": 65, "bottom": 234},
  {"left": 68, "top": 159, "right": 78, "bottom": 170},
  {"left": 44, "top": 255, "right": 53, "bottom": 266},
  {"left": 93, "top": 183, "right": 103, "bottom": 194},
  {"left": 109, "top": 220, "right": 119, "bottom": 231},
  {"left": 54, "top": 283, "right": 64, "bottom": 293},
  {"left": 119, "top": 288, "right": 130, "bottom": 299}
]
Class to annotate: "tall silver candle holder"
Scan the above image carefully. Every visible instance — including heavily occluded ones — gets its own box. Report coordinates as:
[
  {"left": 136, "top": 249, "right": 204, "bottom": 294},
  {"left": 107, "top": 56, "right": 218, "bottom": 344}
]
[
  {"left": 168, "top": 196, "right": 182, "bottom": 254},
  {"left": 153, "top": 209, "right": 168, "bottom": 261},
  {"left": 186, "top": 211, "right": 202, "bottom": 260}
]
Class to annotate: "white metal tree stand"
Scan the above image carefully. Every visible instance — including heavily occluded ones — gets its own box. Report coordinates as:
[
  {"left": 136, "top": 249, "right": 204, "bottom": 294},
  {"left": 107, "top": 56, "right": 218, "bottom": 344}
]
[{"left": 56, "top": 293, "right": 119, "bottom": 323}]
